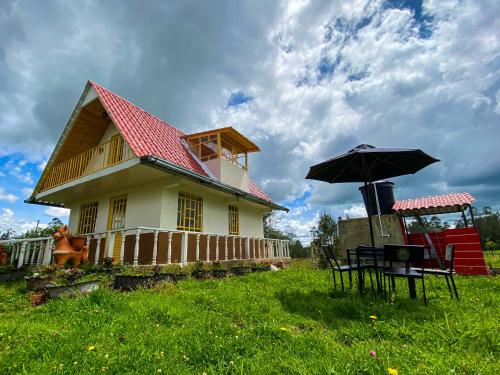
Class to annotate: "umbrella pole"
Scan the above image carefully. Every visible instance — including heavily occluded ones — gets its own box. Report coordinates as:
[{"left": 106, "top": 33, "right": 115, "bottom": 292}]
[{"left": 364, "top": 180, "right": 376, "bottom": 247}]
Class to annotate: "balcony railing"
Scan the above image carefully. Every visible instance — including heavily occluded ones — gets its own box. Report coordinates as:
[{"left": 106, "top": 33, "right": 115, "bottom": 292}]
[
  {"left": 1, "top": 228, "right": 290, "bottom": 268},
  {"left": 42, "top": 136, "right": 134, "bottom": 191}
]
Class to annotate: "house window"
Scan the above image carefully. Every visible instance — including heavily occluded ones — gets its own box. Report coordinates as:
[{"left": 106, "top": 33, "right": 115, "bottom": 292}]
[
  {"left": 228, "top": 205, "right": 239, "bottom": 235},
  {"left": 177, "top": 192, "right": 203, "bottom": 232},
  {"left": 77, "top": 202, "right": 99, "bottom": 234}
]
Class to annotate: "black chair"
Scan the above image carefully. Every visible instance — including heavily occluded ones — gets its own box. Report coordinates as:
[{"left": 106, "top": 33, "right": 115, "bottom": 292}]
[
  {"left": 383, "top": 244, "right": 427, "bottom": 305},
  {"left": 322, "top": 244, "right": 363, "bottom": 292},
  {"left": 419, "top": 244, "right": 459, "bottom": 299},
  {"left": 355, "top": 246, "right": 386, "bottom": 296}
]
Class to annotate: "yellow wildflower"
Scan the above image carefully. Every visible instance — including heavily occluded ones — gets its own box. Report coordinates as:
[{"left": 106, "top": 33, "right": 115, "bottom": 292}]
[
  {"left": 87, "top": 345, "right": 96, "bottom": 352},
  {"left": 369, "top": 315, "right": 377, "bottom": 321},
  {"left": 280, "top": 327, "right": 289, "bottom": 331},
  {"left": 388, "top": 368, "right": 398, "bottom": 375}
]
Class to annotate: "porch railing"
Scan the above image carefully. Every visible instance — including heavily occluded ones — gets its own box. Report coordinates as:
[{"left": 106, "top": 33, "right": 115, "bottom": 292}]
[
  {"left": 0, "top": 237, "right": 53, "bottom": 269},
  {"left": 1, "top": 228, "right": 290, "bottom": 268},
  {"left": 41, "top": 136, "right": 134, "bottom": 191}
]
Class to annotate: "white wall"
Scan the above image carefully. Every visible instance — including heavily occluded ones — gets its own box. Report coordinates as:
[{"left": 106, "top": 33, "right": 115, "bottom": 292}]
[
  {"left": 66, "top": 177, "right": 266, "bottom": 237},
  {"left": 204, "top": 157, "right": 249, "bottom": 192},
  {"left": 66, "top": 181, "right": 164, "bottom": 234}
]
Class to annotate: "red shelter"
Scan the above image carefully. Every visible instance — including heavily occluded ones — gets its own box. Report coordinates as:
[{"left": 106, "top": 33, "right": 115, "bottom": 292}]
[{"left": 393, "top": 193, "right": 488, "bottom": 275}]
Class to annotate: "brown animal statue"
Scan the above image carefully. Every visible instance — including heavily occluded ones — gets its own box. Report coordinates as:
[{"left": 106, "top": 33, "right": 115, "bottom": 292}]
[
  {"left": 0, "top": 244, "right": 8, "bottom": 266},
  {"left": 52, "top": 225, "right": 89, "bottom": 267}
]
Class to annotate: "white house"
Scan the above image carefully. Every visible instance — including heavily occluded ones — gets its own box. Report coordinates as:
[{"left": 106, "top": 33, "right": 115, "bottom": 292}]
[{"left": 9, "top": 81, "right": 289, "bottom": 267}]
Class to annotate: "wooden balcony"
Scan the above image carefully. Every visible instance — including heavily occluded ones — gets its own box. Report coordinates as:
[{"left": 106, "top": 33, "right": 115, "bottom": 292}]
[{"left": 42, "top": 136, "right": 134, "bottom": 191}]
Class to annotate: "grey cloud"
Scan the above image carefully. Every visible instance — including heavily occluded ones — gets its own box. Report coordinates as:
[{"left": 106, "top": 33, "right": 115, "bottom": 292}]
[{"left": 0, "top": 0, "right": 499, "bottom": 233}]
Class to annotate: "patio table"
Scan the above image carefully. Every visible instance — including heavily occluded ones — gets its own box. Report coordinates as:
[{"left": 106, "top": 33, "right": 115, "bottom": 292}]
[{"left": 355, "top": 245, "right": 426, "bottom": 300}]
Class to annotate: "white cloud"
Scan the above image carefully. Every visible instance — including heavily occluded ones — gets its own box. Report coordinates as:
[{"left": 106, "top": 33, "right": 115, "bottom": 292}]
[
  {"left": 0, "top": 0, "right": 498, "bottom": 238},
  {"left": 5, "top": 160, "right": 34, "bottom": 185},
  {"left": 0, "top": 208, "right": 41, "bottom": 235},
  {"left": 343, "top": 204, "right": 367, "bottom": 219},
  {"left": 43, "top": 207, "right": 70, "bottom": 218},
  {"left": 21, "top": 187, "right": 33, "bottom": 198},
  {"left": 0, "top": 187, "right": 19, "bottom": 203}
]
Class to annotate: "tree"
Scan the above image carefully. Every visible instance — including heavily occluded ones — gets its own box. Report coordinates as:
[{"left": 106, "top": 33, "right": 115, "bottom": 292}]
[
  {"left": 310, "top": 211, "right": 340, "bottom": 268},
  {"left": 0, "top": 228, "right": 15, "bottom": 241},
  {"left": 19, "top": 218, "right": 64, "bottom": 239},
  {"left": 263, "top": 211, "right": 309, "bottom": 258},
  {"left": 475, "top": 206, "right": 500, "bottom": 246}
]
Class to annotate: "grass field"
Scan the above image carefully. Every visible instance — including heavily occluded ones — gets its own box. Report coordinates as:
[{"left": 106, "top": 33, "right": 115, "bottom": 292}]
[
  {"left": 1, "top": 261, "right": 499, "bottom": 374},
  {"left": 484, "top": 250, "right": 500, "bottom": 269}
]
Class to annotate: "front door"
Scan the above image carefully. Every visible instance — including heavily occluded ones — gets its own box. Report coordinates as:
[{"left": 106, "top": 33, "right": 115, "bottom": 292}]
[{"left": 107, "top": 195, "right": 127, "bottom": 261}]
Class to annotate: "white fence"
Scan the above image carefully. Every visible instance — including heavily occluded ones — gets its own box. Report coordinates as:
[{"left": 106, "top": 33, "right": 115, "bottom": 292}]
[{"left": 1, "top": 227, "right": 290, "bottom": 268}]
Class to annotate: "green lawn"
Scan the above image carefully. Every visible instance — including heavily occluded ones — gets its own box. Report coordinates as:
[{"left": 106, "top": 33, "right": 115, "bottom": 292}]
[
  {"left": 484, "top": 250, "right": 500, "bottom": 269},
  {"left": 1, "top": 261, "right": 499, "bottom": 374}
]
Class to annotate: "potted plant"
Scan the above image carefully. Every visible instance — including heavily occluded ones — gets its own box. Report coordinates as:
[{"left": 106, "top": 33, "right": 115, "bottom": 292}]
[
  {"left": 252, "top": 262, "right": 272, "bottom": 272},
  {"left": 46, "top": 272, "right": 99, "bottom": 299},
  {"left": 0, "top": 265, "right": 28, "bottom": 282},
  {"left": 192, "top": 261, "right": 212, "bottom": 280},
  {"left": 25, "top": 264, "right": 62, "bottom": 291},
  {"left": 211, "top": 261, "right": 228, "bottom": 278},
  {"left": 231, "top": 262, "right": 251, "bottom": 276},
  {"left": 151, "top": 264, "right": 175, "bottom": 283},
  {"left": 113, "top": 266, "right": 156, "bottom": 290}
]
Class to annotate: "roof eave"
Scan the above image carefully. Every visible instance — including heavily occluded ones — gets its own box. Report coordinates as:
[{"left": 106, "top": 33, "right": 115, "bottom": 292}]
[{"left": 140, "top": 156, "right": 288, "bottom": 212}]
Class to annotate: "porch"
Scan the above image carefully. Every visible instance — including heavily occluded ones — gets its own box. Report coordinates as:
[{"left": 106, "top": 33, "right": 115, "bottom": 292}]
[{"left": 3, "top": 228, "right": 290, "bottom": 268}]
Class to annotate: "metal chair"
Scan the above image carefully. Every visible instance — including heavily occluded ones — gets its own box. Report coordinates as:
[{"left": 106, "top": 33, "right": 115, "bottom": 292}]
[
  {"left": 418, "top": 244, "right": 459, "bottom": 299},
  {"left": 355, "top": 246, "right": 386, "bottom": 296},
  {"left": 383, "top": 244, "right": 427, "bottom": 305},
  {"left": 322, "top": 244, "right": 363, "bottom": 292}
]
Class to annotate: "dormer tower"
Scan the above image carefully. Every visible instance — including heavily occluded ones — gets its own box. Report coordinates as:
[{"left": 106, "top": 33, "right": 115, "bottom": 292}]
[{"left": 184, "top": 127, "right": 260, "bottom": 192}]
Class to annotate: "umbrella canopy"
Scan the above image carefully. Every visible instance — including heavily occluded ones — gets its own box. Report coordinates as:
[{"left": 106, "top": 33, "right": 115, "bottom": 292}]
[
  {"left": 305, "top": 144, "right": 439, "bottom": 183},
  {"left": 306, "top": 144, "right": 439, "bottom": 246}
]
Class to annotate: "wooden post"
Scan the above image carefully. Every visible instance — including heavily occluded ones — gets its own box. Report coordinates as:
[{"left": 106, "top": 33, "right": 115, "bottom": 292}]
[
  {"left": 469, "top": 205, "right": 476, "bottom": 227},
  {"left": 181, "top": 232, "right": 188, "bottom": 265},
  {"left": 119, "top": 231, "right": 126, "bottom": 265},
  {"left": 167, "top": 232, "right": 173, "bottom": 264},
  {"left": 9, "top": 244, "right": 16, "bottom": 265},
  {"left": 206, "top": 235, "right": 210, "bottom": 262},
  {"left": 196, "top": 234, "right": 200, "bottom": 261},
  {"left": 224, "top": 236, "right": 228, "bottom": 260},
  {"left": 133, "top": 229, "right": 141, "bottom": 266},
  {"left": 95, "top": 237, "right": 101, "bottom": 265},
  {"left": 232, "top": 236, "right": 236, "bottom": 260},
  {"left": 215, "top": 235, "right": 219, "bottom": 261},
  {"left": 107, "top": 232, "right": 115, "bottom": 259},
  {"left": 17, "top": 241, "right": 27, "bottom": 268},
  {"left": 43, "top": 239, "right": 53, "bottom": 265},
  {"left": 36, "top": 241, "right": 44, "bottom": 265},
  {"left": 152, "top": 230, "right": 159, "bottom": 265},
  {"left": 246, "top": 237, "right": 250, "bottom": 259}
]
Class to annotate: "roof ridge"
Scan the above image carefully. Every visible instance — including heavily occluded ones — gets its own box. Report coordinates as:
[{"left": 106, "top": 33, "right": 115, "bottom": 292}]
[{"left": 89, "top": 80, "right": 186, "bottom": 136}]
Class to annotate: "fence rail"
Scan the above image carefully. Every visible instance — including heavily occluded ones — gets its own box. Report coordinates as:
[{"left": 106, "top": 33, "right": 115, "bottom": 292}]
[{"left": 1, "top": 228, "right": 290, "bottom": 268}]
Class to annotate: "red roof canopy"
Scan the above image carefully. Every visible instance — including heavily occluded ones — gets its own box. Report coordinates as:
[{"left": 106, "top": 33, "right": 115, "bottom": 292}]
[
  {"left": 90, "top": 82, "right": 273, "bottom": 204},
  {"left": 393, "top": 192, "right": 474, "bottom": 217}
]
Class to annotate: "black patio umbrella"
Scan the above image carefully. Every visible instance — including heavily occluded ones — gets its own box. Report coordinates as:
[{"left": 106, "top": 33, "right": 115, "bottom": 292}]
[{"left": 305, "top": 144, "right": 439, "bottom": 246}]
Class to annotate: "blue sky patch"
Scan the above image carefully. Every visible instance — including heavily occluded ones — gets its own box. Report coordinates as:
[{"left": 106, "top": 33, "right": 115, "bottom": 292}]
[
  {"left": 385, "top": 0, "right": 434, "bottom": 38},
  {"left": 227, "top": 91, "right": 253, "bottom": 107}
]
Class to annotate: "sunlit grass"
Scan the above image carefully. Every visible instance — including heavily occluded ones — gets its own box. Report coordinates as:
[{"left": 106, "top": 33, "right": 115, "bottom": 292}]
[{"left": 0, "top": 260, "right": 498, "bottom": 374}]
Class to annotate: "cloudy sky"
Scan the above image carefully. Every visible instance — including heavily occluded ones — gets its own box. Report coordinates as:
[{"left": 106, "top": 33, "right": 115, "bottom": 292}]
[{"left": 0, "top": 0, "right": 499, "bottom": 240}]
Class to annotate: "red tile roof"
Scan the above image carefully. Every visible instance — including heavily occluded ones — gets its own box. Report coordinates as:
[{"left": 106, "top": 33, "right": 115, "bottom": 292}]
[
  {"left": 91, "top": 81, "right": 273, "bottom": 203},
  {"left": 393, "top": 192, "right": 474, "bottom": 216}
]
